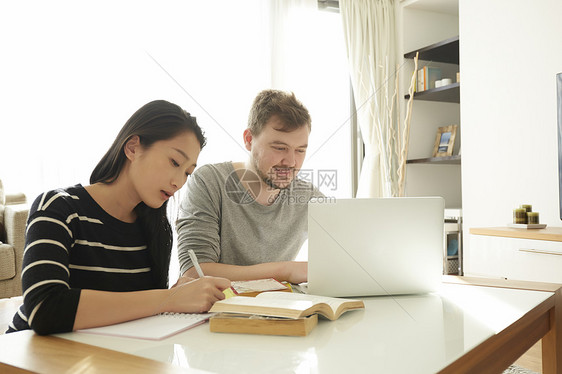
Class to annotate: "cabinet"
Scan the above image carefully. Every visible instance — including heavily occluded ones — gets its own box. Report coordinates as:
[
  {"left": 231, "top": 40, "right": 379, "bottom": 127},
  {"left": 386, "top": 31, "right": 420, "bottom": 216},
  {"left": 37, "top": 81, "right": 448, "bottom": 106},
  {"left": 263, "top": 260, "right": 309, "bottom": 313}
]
[
  {"left": 444, "top": 209, "right": 462, "bottom": 275},
  {"left": 468, "top": 227, "right": 562, "bottom": 283},
  {"left": 404, "top": 36, "right": 460, "bottom": 165}
]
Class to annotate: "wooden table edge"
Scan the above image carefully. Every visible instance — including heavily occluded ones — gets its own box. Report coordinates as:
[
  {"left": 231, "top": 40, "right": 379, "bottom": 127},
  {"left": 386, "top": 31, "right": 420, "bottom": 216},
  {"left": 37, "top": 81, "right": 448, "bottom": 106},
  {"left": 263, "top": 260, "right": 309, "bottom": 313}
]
[
  {"left": 0, "top": 330, "right": 195, "bottom": 374},
  {"left": 441, "top": 275, "right": 562, "bottom": 374}
]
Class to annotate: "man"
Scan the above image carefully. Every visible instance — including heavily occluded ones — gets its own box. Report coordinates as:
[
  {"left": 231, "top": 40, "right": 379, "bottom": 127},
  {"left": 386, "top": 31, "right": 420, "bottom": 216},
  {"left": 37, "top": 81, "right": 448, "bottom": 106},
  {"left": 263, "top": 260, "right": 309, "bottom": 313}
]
[{"left": 176, "top": 89, "right": 323, "bottom": 283}]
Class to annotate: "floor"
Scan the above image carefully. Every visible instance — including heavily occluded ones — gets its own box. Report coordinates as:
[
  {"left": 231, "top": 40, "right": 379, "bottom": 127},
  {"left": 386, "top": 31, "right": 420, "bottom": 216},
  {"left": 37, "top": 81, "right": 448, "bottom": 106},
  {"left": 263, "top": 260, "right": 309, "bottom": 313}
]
[{"left": 514, "top": 341, "right": 542, "bottom": 373}]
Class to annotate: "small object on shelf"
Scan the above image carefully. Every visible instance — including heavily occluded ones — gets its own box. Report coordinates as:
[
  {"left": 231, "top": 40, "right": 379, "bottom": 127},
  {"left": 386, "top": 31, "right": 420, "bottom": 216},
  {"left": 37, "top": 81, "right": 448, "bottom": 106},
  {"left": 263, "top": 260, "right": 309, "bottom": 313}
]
[
  {"left": 507, "top": 223, "right": 547, "bottom": 229},
  {"left": 527, "top": 211, "right": 540, "bottom": 224},
  {"left": 520, "top": 204, "right": 532, "bottom": 212},
  {"left": 417, "top": 66, "right": 441, "bottom": 91},
  {"left": 441, "top": 78, "right": 452, "bottom": 86},
  {"left": 432, "top": 125, "right": 458, "bottom": 157},
  {"left": 417, "top": 69, "right": 425, "bottom": 92},
  {"left": 456, "top": 72, "right": 460, "bottom": 83},
  {"left": 513, "top": 208, "right": 527, "bottom": 224}
]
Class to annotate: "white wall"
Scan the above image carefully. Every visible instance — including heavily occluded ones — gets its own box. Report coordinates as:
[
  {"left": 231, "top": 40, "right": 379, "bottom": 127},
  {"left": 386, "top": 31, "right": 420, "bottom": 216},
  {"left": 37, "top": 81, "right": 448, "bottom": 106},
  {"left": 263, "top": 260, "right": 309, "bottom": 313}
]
[{"left": 461, "top": 0, "right": 562, "bottom": 267}]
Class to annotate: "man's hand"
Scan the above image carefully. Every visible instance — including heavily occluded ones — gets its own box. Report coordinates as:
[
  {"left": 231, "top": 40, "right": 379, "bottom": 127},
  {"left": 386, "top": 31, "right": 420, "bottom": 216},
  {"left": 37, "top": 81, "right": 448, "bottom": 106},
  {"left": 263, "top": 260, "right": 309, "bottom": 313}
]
[
  {"left": 171, "top": 275, "right": 196, "bottom": 288},
  {"left": 282, "top": 261, "right": 307, "bottom": 284}
]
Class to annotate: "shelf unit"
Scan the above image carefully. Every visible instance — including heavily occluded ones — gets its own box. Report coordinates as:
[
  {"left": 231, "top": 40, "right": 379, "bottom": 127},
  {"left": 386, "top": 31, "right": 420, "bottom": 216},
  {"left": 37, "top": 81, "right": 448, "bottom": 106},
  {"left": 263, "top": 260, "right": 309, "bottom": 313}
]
[
  {"left": 405, "top": 82, "right": 459, "bottom": 103},
  {"left": 407, "top": 155, "right": 461, "bottom": 165},
  {"left": 404, "top": 36, "right": 459, "bottom": 103},
  {"left": 404, "top": 34, "right": 462, "bottom": 271},
  {"left": 404, "top": 35, "right": 459, "bottom": 63},
  {"left": 404, "top": 35, "right": 461, "bottom": 165}
]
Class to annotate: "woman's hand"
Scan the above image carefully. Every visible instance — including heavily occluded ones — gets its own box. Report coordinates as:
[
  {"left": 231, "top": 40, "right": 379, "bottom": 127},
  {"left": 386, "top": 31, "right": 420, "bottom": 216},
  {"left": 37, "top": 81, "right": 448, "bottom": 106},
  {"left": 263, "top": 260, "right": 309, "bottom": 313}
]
[{"left": 162, "top": 276, "right": 231, "bottom": 314}]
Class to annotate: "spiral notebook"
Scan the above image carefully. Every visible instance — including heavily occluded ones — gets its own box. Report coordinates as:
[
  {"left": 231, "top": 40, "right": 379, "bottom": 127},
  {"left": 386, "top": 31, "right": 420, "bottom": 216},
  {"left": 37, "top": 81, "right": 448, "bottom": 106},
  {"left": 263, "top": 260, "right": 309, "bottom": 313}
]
[{"left": 77, "top": 312, "right": 213, "bottom": 340}]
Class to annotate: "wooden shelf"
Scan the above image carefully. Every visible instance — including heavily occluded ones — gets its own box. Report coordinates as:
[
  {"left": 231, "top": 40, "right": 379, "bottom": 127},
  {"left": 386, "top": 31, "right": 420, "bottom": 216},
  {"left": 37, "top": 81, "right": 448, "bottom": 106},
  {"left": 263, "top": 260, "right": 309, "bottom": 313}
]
[
  {"left": 405, "top": 82, "right": 460, "bottom": 103},
  {"left": 407, "top": 155, "right": 461, "bottom": 165},
  {"left": 470, "top": 227, "right": 562, "bottom": 242},
  {"left": 404, "top": 36, "right": 459, "bottom": 64}
]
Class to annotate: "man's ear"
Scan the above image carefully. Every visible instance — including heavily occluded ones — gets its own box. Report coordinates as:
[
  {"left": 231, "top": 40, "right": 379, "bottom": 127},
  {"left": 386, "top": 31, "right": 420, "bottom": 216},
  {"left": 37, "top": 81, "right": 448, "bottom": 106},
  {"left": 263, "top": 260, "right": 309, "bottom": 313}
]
[
  {"left": 124, "top": 135, "right": 141, "bottom": 160},
  {"left": 243, "top": 129, "right": 253, "bottom": 151}
]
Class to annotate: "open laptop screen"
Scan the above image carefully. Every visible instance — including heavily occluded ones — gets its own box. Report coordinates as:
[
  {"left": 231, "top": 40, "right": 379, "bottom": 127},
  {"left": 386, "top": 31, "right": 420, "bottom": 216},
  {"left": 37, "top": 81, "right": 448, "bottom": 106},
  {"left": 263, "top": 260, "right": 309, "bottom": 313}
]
[{"left": 307, "top": 197, "right": 444, "bottom": 297}]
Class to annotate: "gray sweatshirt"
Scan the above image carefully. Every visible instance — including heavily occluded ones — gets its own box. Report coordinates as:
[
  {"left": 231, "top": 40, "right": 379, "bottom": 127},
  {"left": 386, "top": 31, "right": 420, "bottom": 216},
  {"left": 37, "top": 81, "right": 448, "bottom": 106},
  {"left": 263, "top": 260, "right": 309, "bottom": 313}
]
[{"left": 176, "top": 162, "right": 323, "bottom": 275}]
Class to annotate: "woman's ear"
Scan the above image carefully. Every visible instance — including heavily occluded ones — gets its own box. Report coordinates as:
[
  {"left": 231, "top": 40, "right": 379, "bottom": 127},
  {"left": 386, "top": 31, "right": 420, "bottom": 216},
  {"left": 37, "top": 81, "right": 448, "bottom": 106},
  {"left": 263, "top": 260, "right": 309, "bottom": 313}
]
[
  {"left": 124, "top": 135, "right": 141, "bottom": 161},
  {"left": 243, "top": 129, "right": 253, "bottom": 151}
]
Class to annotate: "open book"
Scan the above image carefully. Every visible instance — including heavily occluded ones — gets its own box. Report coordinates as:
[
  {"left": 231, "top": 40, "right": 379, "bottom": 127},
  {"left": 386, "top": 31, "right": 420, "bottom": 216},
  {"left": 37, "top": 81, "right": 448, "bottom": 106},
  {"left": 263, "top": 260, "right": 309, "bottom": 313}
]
[
  {"left": 77, "top": 312, "right": 212, "bottom": 340},
  {"left": 209, "top": 291, "right": 364, "bottom": 321}
]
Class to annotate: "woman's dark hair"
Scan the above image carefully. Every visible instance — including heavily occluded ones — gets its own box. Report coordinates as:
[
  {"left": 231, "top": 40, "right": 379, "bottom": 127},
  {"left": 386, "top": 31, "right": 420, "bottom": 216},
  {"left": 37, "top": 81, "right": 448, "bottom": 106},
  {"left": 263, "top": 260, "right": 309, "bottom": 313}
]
[{"left": 90, "top": 100, "right": 206, "bottom": 289}]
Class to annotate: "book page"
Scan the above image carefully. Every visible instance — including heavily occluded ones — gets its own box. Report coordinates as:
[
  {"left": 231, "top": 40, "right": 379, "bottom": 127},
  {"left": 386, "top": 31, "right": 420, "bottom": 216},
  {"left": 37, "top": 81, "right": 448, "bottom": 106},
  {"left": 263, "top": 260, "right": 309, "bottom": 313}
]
[
  {"left": 256, "top": 292, "right": 360, "bottom": 314},
  {"left": 209, "top": 296, "right": 316, "bottom": 318},
  {"left": 78, "top": 313, "right": 213, "bottom": 340}
]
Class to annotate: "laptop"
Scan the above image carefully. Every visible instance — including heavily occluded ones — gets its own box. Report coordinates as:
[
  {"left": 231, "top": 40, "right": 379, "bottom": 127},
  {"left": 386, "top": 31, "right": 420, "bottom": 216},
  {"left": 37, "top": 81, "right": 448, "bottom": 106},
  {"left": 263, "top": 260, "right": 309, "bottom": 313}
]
[{"left": 307, "top": 197, "right": 444, "bottom": 297}]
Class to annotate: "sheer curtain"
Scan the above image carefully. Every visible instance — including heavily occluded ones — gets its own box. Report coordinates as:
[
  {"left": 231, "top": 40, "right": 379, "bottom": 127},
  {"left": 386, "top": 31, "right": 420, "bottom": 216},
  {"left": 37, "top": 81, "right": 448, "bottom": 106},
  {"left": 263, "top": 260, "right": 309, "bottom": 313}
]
[
  {"left": 339, "top": 0, "right": 399, "bottom": 198},
  {"left": 266, "top": 0, "right": 352, "bottom": 200}
]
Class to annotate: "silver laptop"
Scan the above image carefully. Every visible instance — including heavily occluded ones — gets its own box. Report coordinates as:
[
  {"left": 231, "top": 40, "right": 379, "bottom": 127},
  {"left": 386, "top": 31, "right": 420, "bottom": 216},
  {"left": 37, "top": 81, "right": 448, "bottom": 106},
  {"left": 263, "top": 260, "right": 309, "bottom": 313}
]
[{"left": 307, "top": 197, "right": 444, "bottom": 297}]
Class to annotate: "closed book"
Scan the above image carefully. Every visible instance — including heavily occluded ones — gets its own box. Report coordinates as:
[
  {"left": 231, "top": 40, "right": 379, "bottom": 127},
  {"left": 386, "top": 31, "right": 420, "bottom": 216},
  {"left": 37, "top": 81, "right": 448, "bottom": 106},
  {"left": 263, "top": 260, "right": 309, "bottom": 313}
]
[
  {"left": 423, "top": 66, "right": 442, "bottom": 89},
  {"left": 231, "top": 278, "right": 291, "bottom": 297},
  {"left": 417, "top": 68, "right": 425, "bottom": 92},
  {"left": 210, "top": 313, "right": 318, "bottom": 336}
]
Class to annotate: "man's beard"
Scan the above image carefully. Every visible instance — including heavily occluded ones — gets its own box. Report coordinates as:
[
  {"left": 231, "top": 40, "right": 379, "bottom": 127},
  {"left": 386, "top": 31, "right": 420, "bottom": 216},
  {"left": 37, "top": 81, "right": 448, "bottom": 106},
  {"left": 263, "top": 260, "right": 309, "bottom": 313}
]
[{"left": 252, "top": 158, "right": 294, "bottom": 191}]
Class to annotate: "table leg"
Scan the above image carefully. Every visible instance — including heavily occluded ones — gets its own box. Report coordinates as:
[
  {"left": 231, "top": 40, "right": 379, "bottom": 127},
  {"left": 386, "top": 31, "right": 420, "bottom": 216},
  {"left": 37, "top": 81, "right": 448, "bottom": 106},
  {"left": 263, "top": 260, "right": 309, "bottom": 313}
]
[{"left": 542, "top": 288, "right": 562, "bottom": 374}]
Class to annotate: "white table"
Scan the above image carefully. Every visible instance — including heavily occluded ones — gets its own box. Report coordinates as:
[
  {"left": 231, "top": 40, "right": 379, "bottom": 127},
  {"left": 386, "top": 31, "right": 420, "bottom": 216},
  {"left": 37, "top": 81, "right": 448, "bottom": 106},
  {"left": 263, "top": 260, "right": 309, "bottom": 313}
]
[{"left": 1, "top": 276, "right": 561, "bottom": 373}]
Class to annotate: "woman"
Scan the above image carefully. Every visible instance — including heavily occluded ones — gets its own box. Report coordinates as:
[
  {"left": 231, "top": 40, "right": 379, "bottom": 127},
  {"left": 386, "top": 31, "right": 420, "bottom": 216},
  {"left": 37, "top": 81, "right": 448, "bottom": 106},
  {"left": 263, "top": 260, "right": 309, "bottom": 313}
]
[{"left": 7, "top": 100, "right": 230, "bottom": 334}]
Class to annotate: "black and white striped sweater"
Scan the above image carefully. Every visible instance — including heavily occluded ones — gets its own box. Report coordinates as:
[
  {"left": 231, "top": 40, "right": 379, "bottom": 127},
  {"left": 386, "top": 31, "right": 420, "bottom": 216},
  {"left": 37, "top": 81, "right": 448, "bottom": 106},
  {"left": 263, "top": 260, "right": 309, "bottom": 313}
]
[{"left": 6, "top": 184, "right": 155, "bottom": 334}]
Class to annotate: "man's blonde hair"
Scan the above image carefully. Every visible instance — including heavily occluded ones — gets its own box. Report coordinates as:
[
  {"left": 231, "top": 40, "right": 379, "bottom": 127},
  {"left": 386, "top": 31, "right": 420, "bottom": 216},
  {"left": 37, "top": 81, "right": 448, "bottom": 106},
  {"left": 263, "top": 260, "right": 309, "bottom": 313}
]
[{"left": 247, "top": 89, "right": 311, "bottom": 136}]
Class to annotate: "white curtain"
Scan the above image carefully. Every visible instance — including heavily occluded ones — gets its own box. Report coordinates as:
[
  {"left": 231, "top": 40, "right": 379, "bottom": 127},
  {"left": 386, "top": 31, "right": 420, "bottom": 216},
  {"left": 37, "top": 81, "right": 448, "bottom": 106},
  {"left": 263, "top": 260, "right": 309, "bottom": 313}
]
[
  {"left": 267, "top": 0, "right": 317, "bottom": 88},
  {"left": 340, "top": 0, "right": 397, "bottom": 198}
]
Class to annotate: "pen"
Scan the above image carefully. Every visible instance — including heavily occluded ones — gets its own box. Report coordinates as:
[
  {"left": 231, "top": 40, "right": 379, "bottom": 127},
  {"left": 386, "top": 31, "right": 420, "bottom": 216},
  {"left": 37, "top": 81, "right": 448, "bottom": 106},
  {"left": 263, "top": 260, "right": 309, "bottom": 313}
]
[{"left": 188, "top": 249, "right": 205, "bottom": 278}]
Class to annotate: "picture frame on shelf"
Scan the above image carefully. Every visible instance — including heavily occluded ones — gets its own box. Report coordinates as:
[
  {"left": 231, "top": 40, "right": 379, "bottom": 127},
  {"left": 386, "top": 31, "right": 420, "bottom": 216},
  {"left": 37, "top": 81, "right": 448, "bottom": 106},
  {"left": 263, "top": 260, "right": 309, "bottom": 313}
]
[{"left": 432, "top": 125, "right": 458, "bottom": 157}]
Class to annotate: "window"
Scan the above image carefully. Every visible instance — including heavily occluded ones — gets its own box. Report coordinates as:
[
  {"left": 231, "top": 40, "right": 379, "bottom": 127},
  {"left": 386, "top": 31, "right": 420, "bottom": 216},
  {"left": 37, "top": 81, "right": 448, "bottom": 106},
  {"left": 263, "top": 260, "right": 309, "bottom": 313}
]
[{"left": 0, "top": 1, "right": 351, "bottom": 279}]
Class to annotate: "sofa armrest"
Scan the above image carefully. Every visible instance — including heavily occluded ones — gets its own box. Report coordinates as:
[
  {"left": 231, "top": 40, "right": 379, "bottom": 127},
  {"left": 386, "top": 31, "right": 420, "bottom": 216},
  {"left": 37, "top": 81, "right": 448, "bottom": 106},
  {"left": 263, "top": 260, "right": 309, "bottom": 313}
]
[
  {"left": 4, "top": 204, "right": 29, "bottom": 254},
  {"left": 2, "top": 204, "right": 29, "bottom": 297},
  {"left": 5, "top": 193, "right": 26, "bottom": 206}
]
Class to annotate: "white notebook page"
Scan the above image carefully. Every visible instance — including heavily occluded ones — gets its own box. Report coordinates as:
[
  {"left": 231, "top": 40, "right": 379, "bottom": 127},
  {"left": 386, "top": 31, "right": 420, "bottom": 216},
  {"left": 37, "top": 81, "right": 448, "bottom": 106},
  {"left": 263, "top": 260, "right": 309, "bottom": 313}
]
[{"left": 78, "top": 312, "right": 213, "bottom": 340}]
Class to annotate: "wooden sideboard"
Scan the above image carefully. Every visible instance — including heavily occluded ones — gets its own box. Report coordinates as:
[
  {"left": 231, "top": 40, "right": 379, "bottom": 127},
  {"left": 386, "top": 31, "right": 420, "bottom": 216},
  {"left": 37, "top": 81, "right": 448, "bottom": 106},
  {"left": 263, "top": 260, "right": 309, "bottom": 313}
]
[{"left": 467, "top": 227, "right": 562, "bottom": 282}]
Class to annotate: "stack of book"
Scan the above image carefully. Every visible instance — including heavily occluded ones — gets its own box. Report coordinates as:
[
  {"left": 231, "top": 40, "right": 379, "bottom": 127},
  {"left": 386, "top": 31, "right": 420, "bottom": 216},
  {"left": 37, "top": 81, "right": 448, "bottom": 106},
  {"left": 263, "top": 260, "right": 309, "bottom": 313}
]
[
  {"left": 209, "top": 292, "right": 365, "bottom": 336},
  {"left": 417, "top": 66, "right": 442, "bottom": 91}
]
